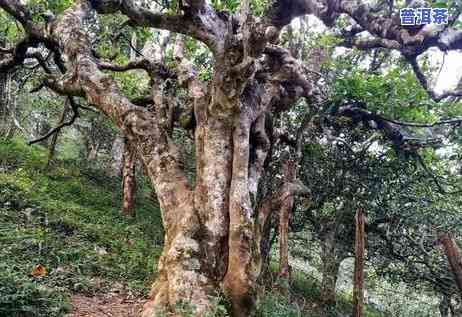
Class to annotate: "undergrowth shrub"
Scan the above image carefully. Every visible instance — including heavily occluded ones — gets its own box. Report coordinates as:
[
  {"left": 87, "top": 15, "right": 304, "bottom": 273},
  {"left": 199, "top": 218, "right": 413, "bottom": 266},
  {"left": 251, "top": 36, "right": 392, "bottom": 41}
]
[{"left": 0, "top": 264, "right": 70, "bottom": 317}]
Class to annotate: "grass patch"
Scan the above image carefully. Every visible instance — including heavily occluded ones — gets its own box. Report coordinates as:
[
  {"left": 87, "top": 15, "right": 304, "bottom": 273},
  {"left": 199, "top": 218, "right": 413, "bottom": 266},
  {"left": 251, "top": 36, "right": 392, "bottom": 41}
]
[
  {"left": 257, "top": 262, "right": 385, "bottom": 317},
  {"left": 0, "top": 138, "right": 385, "bottom": 317},
  {"left": 0, "top": 138, "right": 163, "bottom": 316}
]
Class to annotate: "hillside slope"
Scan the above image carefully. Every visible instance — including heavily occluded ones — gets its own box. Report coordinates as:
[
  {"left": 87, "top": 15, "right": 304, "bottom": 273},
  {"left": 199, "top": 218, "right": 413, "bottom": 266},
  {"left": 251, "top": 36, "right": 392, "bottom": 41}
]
[{"left": 0, "top": 139, "right": 384, "bottom": 317}]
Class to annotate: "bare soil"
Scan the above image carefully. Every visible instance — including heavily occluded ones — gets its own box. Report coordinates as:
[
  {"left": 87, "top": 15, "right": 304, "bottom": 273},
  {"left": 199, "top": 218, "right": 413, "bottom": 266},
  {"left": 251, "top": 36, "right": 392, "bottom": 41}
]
[{"left": 65, "top": 293, "right": 146, "bottom": 317}]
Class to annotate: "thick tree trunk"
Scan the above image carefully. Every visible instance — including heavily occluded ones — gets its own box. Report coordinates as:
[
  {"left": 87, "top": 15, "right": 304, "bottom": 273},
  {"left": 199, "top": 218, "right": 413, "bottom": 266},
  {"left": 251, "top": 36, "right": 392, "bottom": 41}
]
[
  {"left": 223, "top": 111, "right": 261, "bottom": 317},
  {"left": 40, "top": 5, "right": 219, "bottom": 314},
  {"left": 439, "top": 233, "right": 462, "bottom": 298},
  {"left": 121, "top": 138, "right": 137, "bottom": 217},
  {"left": 24, "top": 2, "right": 306, "bottom": 316},
  {"left": 320, "top": 223, "right": 340, "bottom": 308},
  {"left": 353, "top": 209, "right": 365, "bottom": 317}
]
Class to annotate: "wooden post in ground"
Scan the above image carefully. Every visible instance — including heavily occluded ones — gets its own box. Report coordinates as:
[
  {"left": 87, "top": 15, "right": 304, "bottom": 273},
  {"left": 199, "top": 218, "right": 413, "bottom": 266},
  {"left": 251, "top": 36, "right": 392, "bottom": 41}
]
[{"left": 353, "top": 209, "right": 365, "bottom": 317}]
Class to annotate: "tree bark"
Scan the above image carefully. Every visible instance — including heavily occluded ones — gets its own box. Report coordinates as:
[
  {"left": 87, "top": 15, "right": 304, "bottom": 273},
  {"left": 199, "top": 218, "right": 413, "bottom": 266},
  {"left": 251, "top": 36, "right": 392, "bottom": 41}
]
[
  {"left": 223, "top": 110, "right": 261, "bottom": 317},
  {"left": 439, "top": 233, "right": 462, "bottom": 298},
  {"left": 353, "top": 209, "right": 365, "bottom": 317},
  {"left": 121, "top": 138, "right": 137, "bottom": 217},
  {"left": 278, "top": 159, "right": 296, "bottom": 282}
]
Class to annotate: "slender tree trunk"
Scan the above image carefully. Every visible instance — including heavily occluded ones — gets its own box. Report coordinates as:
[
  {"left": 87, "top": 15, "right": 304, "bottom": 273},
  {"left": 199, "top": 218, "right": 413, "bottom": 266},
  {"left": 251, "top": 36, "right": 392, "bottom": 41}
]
[
  {"left": 439, "top": 294, "right": 450, "bottom": 317},
  {"left": 130, "top": 31, "right": 138, "bottom": 61},
  {"left": 0, "top": 70, "right": 14, "bottom": 139},
  {"left": 353, "top": 209, "right": 365, "bottom": 317},
  {"left": 121, "top": 138, "right": 137, "bottom": 217},
  {"left": 320, "top": 223, "right": 340, "bottom": 308},
  {"left": 5, "top": 74, "right": 23, "bottom": 139},
  {"left": 110, "top": 134, "right": 125, "bottom": 177},
  {"left": 259, "top": 202, "right": 275, "bottom": 281},
  {"left": 47, "top": 100, "right": 70, "bottom": 166},
  {"left": 0, "top": 66, "right": 7, "bottom": 138},
  {"left": 439, "top": 233, "right": 462, "bottom": 298},
  {"left": 278, "top": 159, "right": 296, "bottom": 282},
  {"left": 0, "top": 35, "right": 9, "bottom": 138}
]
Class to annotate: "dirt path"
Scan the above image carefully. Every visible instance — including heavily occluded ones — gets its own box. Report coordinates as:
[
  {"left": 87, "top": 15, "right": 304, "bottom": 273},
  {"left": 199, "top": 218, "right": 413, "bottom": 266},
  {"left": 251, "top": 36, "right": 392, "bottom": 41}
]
[{"left": 65, "top": 293, "right": 146, "bottom": 317}]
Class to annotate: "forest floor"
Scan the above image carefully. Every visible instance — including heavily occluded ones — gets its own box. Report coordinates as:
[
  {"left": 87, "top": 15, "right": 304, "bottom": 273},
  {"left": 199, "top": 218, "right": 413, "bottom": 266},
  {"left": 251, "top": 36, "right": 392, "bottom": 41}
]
[
  {"left": 66, "top": 293, "right": 145, "bottom": 317},
  {"left": 0, "top": 138, "right": 384, "bottom": 317}
]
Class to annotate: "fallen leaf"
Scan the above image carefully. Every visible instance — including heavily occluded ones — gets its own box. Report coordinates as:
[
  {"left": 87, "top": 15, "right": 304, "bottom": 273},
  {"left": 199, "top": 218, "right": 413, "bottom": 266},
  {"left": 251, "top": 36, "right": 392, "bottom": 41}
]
[{"left": 31, "top": 264, "right": 47, "bottom": 277}]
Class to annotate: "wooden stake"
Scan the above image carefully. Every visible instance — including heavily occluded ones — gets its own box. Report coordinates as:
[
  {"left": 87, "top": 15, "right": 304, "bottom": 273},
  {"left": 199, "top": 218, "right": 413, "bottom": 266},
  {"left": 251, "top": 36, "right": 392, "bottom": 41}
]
[{"left": 353, "top": 209, "right": 365, "bottom": 317}]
